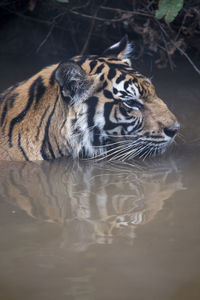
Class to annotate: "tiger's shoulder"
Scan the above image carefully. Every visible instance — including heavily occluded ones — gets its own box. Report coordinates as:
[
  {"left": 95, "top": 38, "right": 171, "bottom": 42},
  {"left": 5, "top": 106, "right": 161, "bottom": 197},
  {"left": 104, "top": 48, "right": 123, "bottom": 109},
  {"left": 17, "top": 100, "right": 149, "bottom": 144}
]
[{"left": 0, "top": 64, "right": 62, "bottom": 160}]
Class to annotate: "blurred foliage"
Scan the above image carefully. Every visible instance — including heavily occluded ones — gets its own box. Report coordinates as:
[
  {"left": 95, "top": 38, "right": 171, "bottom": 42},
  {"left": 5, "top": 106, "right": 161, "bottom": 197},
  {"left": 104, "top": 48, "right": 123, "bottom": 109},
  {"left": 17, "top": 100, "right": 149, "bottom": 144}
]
[
  {"left": 56, "top": 0, "right": 69, "bottom": 3},
  {"left": 156, "top": 0, "right": 184, "bottom": 23},
  {"left": 0, "top": 0, "right": 199, "bottom": 73}
]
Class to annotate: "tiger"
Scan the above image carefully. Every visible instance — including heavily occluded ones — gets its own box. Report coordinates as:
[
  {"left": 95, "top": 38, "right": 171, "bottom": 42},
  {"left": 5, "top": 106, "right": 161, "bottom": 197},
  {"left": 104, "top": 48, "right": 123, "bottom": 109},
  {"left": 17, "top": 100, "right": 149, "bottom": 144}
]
[{"left": 0, "top": 35, "right": 180, "bottom": 161}]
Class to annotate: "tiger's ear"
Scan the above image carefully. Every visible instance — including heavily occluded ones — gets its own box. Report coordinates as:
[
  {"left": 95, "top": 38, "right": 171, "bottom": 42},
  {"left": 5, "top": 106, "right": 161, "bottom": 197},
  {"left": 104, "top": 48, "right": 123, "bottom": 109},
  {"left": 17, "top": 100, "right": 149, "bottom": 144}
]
[
  {"left": 102, "top": 35, "right": 133, "bottom": 63},
  {"left": 55, "top": 62, "right": 91, "bottom": 103}
]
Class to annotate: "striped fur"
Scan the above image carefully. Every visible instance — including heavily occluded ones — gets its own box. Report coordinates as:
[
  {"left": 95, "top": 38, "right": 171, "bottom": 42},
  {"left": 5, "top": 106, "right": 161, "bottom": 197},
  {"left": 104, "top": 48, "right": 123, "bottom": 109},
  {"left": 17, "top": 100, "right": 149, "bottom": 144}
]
[{"left": 0, "top": 36, "right": 179, "bottom": 161}]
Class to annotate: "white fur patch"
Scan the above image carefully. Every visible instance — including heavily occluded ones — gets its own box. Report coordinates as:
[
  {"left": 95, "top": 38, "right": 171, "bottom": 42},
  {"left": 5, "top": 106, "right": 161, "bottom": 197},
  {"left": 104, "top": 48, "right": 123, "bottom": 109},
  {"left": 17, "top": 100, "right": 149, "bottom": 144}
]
[
  {"left": 123, "top": 42, "right": 133, "bottom": 58},
  {"left": 109, "top": 41, "right": 133, "bottom": 59}
]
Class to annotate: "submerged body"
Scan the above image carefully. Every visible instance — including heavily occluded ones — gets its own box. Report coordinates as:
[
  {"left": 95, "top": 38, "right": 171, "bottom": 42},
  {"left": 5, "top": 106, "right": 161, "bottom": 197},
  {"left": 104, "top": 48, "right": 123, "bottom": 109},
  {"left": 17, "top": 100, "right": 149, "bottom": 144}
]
[{"left": 0, "top": 36, "right": 179, "bottom": 161}]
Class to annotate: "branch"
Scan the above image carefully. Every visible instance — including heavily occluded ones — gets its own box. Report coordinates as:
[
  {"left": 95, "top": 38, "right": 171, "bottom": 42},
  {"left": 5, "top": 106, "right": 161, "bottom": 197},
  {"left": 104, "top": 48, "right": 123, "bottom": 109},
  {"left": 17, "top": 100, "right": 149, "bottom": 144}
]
[
  {"left": 80, "top": 7, "right": 100, "bottom": 55},
  {"left": 100, "top": 5, "right": 153, "bottom": 18},
  {"left": 69, "top": 9, "right": 133, "bottom": 23},
  {"left": 36, "top": 23, "right": 55, "bottom": 53},
  {"left": 155, "top": 20, "right": 200, "bottom": 75},
  {"left": 3, "top": 8, "right": 69, "bottom": 33}
]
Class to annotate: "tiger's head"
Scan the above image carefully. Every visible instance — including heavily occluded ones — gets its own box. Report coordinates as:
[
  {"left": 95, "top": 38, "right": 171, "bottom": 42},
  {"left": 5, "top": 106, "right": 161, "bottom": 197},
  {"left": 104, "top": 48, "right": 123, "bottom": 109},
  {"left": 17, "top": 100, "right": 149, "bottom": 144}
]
[{"left": 55, "top": 36, "right": 179, "bottom": 160}]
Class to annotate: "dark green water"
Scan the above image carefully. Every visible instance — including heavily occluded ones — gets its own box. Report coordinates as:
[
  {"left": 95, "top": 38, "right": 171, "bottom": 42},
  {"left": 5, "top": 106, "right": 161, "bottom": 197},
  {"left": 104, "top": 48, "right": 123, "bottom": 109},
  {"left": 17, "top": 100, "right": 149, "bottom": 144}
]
[{"left": 0, "top": 58, "right": 200, "bottom": 300}]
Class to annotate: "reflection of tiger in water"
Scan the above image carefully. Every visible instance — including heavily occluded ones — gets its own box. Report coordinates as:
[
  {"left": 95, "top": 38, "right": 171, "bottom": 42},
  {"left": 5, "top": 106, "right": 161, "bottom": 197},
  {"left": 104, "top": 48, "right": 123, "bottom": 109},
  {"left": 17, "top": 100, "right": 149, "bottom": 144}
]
[
  {"left": 0, "top": 36, "right": 179, "bottom": 161},
  {"left": 0, "top": 159, "right": 183, "bottom": 249}
]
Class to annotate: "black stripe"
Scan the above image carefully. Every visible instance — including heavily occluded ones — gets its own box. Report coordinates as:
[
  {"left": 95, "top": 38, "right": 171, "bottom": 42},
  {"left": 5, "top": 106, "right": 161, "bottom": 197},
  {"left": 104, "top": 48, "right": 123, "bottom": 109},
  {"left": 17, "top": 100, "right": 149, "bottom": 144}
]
[
  {"left": 102, "top": 81, "right": 108, "bottom": 89},
  {"left": 76, "top": 55, "right": 88, "bottom": 66},
  {"left": 114, "top": 107, "right": 119, "bottom": 122},
  {"left": 2, "top": 119, "right": 7, "bottom": 135},
  {"left": 106, "top": 62, "right": 129, "bottom": 71},
  {"left": 98, "top": 58, "right": 106, "bottom": 63},
  {"left": 116, "top": 73, "right": 126, "bottom": 84},
  {"left": 100, "top": 74, "right": 104, "bottom": 81},
  {"left": 0, "top": 102, "right": 8, "bottom": 126},
  {"left": 49, "top": 69, "right": 56, "bottom": 85},
  {"left": 0, "top": 83, "right": 19, "bottom": 105},
  {"left": 40, "top": 97, "right": 59, "bottom": 160},
  {"left": 54, "top": 136, "right": 64, "bottom": 157},
  {"left": 97, "top": 81, "right": 108, "bottom": 93},
  {"left": 7, "top": 92, "right": 18, "bottom": 108},
  {"left": 34, "top": 76, "right": 46, "bottom": 109},
  {"left": 93, "top": 126, "right": 101, "bottom": 146},
  {"left": 132, "top": 77, "right": 138, "bottom": 84},
  {"left": 85, "top": 96, "right": 101, "bottom": 148},
  {"left": 124, "top": 81, "right": 129, "bottom": 90},
  {"left": 104, "top": 102, "right": 133, "bottom": 131},
  {"left": 86, "top": 96, "right": 98, "bottom": 128},
  {"left": 18, "top": 133, "right": 29, "bottom": 161},
  {"left": 129, "top": 119, "right": 142, "bottom": 132},
  {"left": 137, "top": 84, "right": 144, "bottom": 96},
  {"left": 121, "top": 128, "right": 126, "bottom": 135},
  {"left": 104, "top": 102, "right": 117, "bottom": 130},
  {"left": 107, "top": 58, "right": 121, "bottom": 62},
  {"left": 119, "top": 106, "right": 130, "bottom": 117},
  {"left": 96, "top": 64, "right": 104, "bottom": 74},
  {"left": 103, "top": 90, "right": 113, "bottom": 99},
  {"left": 35, "top": 105, "right": 50, "bottom": 141},
  {"left": 8, "top": 77, "right": 41, "bottom": 147},
  {"left": 79, "top": 146, "right": 86, "bottom": 158},
  {"left": 107, "top": 68, "right": 116, "bottom": 80},
  {"left": 119, "top": 91, "right": 127, "bottom": 97},
  {"left": 113, "top": 87, "right": 118, "bottom": 94},
  {"left": 89, "top": 60, "right": 98, "bottom": 72}
]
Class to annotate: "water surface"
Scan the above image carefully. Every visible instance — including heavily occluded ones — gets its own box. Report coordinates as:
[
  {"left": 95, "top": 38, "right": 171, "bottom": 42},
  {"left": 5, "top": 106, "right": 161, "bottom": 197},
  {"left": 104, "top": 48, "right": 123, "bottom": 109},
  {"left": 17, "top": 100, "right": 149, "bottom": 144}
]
[{"left": 0, "top": 58, "right": 200, "bottom": 300}]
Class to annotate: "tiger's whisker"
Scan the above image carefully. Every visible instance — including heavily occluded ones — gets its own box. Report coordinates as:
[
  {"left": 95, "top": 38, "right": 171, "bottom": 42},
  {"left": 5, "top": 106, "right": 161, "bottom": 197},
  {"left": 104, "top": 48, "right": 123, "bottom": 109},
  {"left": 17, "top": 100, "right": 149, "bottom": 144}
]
[
  {"left": 91, "top": 139, "right": 145, "bottom": 161},
  {"left": 110, "top": 142, "right": 146, "bottom": 161},
  {"left": 109, "top": 144, "right": 136, "bottom": 161}
]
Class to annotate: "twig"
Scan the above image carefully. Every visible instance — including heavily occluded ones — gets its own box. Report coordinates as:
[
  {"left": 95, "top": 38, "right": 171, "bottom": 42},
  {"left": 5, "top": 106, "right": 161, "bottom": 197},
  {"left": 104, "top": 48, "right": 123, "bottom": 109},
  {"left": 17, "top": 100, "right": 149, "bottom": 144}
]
[
  {"left": 80, "top": 7, "right": 100, "bottom": 55},
  {"left": 100, "top": 5, "right": 153, "bottom": 17},
  {"left": 66, "top": 10, "right": 80, "bottom": 53},
  {"left": 160, "top": 31, "right": 175, "bottom": 70},
  {"left": 174, "top": 10, "right": 188, "bottom": 41},
  {"left": 3, "top": 8, "right": 70, "bottom": 33},
  {"left": 36, "top": 23, "right": 55, "bottom": 53},
  {"left": 71, "top": 0, "right": 91, "bottom": 11},
  {"left": 69, "top": 9, "right": 133, "bottom": 23},
  {"left": 156, "top": 20, "right": 200, "bottom": 75}
]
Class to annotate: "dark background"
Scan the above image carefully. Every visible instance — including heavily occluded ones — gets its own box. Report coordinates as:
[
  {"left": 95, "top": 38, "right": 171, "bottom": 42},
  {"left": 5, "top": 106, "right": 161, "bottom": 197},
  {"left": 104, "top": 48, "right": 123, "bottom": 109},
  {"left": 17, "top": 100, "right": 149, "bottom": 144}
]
[{"left": 0, "top": 0, "right": 200, "bottom": 74}]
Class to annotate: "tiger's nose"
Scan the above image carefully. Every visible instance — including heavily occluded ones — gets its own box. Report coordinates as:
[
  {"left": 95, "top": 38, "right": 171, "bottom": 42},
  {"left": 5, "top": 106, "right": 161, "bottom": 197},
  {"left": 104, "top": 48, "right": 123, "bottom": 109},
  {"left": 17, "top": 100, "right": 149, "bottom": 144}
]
[{"left": 163, "top": 123, "right": 180, "bottom": 138}]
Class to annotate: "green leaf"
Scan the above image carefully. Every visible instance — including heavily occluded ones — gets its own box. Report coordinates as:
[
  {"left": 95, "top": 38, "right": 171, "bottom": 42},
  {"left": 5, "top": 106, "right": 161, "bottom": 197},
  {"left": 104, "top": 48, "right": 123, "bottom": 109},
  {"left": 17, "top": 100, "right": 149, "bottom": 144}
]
[{"left": 156, "top": 0, "right": 184, "bottom": 24}]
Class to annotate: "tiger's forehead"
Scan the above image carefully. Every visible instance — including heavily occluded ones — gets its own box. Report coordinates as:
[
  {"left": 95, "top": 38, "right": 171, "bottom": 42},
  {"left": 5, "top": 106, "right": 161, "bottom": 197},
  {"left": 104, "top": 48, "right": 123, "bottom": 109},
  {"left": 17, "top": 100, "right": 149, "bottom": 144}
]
[{"left": 74, "top": 55, "right": 155, "bottom": 100}]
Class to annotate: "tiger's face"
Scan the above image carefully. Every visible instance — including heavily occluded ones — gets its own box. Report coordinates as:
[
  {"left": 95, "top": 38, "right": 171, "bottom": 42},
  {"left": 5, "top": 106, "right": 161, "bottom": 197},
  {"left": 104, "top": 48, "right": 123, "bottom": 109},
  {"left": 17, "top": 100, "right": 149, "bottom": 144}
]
[{"left": 56, "top": 36, "right": 179, "bottom": 160}]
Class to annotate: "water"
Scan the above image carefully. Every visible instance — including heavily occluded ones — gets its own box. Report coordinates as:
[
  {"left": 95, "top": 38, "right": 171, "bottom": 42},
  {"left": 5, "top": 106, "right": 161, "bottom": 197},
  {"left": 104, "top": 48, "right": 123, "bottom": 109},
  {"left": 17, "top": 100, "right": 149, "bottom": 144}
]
[{"left": 0, "top": 57, "right": 200, "bottom": 300}]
